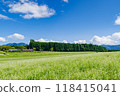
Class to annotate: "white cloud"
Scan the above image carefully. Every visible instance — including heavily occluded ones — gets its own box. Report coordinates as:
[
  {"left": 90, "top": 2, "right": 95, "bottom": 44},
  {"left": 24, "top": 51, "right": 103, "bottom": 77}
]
[
  {"left": 49, "top": 40, "right": 59, "bottom": 42},
  {"left": 35, "top": 38, "right": 59, "bottom": 43},
  {"left": 74, "top": 40, "right": 86, "bottom": 44},
  {"left": 112, "top": 32, "right": 120, "bottom": 40},
  {"left": 20, "top": 0, "right": 29, "bottom": 3},
  {"left": 8, "top": 1, "right": 55, "bottom": 19},
  {"left": 35, "top": 38, "right": 68, "bottom": 43},
  {"left": 62, "top": 40, "right": 68, "bottom": 43},
  {"left": 2, "top": 9, "right": 6, "bottom": 12},
  {"left": 0, "top": 14, "right": 11, "bottom": 20},
  {"left": 115, "top": 16, "right": 120, "bottom": 25},
  {"left": 8, "top": 33, "right": 25, "bottom": 40},
  {"left": 90, "top": 35, "right": 118, "bottom": 45},
  {"left": 35, "top": 38, "right": 48, "bottom": 42},
  {"left": 0, "top": 37, "right": 6, "bottom": 42},
  {"left": 63, "top": 0, "right": 69, "bottom": 3}
]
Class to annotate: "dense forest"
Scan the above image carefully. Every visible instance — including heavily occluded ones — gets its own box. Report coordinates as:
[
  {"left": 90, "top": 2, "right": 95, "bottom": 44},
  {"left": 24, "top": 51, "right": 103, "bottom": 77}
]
[{"left": 28, "top": 40, "right": 107, "bottom": 52}]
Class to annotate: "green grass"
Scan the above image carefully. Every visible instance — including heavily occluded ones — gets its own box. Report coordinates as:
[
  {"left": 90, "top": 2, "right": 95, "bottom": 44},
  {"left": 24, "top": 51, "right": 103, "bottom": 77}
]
[{"left": 0, "top": 51, "right": 120, "bottom": 80}]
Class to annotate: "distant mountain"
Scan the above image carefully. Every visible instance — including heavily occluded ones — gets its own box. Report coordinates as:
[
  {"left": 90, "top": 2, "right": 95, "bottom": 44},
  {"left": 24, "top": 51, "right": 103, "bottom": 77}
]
[
  {"left": 4, "top": 43, "right": 27, "bottom": 46},
  {"left": 101, "top": 45, "right": 120, "bottom": 50}
]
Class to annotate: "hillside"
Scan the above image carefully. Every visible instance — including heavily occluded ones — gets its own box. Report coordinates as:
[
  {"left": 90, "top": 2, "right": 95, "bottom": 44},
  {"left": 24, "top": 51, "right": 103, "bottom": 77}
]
[
  {"left": 101, "top": 45, "right": 120, "bottom": 50},
  {"left": 4, "top": 43, "right": 27, "bottom": 46}
]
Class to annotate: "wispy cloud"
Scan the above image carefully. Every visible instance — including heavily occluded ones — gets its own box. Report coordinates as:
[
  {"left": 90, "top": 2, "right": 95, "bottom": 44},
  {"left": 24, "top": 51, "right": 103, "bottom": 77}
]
[
  {"left": 63, "top": 0, "right": 69, "bottom": 3},
  {"left": 0, "top": 14, "right": 11, "bottom": 20},
  {"left": 2, "top": 9, "right": 6, "bottom": 12}
]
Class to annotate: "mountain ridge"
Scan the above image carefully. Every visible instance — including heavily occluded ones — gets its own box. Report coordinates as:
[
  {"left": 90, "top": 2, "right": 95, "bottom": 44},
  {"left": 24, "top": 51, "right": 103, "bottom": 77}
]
[
  {"left": 3, "top": 43, "right": 27, "bottom": 46},
  {"left": 101, "top": 45, "right": 120, "bottom": 50}
]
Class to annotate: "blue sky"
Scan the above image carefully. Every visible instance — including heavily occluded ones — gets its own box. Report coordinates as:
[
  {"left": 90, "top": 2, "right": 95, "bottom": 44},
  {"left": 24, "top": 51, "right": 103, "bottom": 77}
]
[{"left": 1, "top": 0, "right": 120, "bottom": 45}]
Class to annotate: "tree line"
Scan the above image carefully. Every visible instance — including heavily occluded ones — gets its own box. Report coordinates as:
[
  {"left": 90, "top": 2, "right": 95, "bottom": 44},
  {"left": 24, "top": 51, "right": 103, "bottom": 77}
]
[
  {"left": 0, "top": 45, "right": 28, "bottom": 51},
  {"left": 28, "top": 40, "right": 107, "bottom": 52},
  {"left": 0, "top": 40, "right": 108, "bottom": 52}
]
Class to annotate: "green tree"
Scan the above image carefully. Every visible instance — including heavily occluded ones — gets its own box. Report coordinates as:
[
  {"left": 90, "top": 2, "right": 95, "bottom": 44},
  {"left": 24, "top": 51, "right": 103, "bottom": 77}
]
[{"left": 50, "top": 47, "right": 54, "bottom": 51}]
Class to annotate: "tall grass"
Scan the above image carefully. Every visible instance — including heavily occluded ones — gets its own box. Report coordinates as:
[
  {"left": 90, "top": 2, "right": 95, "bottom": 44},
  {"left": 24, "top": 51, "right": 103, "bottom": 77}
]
[{"left": 0, "top": 52, "right": 120, "bottom": 80}]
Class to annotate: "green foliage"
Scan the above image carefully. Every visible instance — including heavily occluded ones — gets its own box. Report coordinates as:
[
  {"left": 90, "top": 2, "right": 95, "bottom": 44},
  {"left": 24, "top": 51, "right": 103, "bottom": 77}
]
[
  {"left": 28, "top": 40, "right": 107, "bottom": 52},
  {"left": 33, "top": 48, "right": 36, "bottom": 51},
  {"left": 50, "top": 47, "right": 54, "bottom": 51},
  {"left": 0, "top": 45, "right": 27, "bottom": 51},
  {"left": 12, "top": 45, "right": 27, "bottom": 49},
  {"left": 0, "top": 46, "right": 15, "bottom": 51}
]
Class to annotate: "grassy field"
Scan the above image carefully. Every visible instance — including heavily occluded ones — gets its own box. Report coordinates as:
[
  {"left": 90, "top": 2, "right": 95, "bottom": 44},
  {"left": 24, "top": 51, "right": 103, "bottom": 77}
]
[{"left": 0, "top": 51, "right": 120, "bottom": 80}]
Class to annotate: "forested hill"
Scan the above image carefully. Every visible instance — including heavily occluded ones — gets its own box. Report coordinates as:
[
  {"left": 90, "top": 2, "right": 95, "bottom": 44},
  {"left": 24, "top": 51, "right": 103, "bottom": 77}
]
[
  {"left": 101, "top": 45, "right": 120, "bottom": 50},
  {"left": 28, "top": 40, "right": 107, "bottom": 52},
  {"left": 4, "top": 43, "right": 27, "bottom": 46}
]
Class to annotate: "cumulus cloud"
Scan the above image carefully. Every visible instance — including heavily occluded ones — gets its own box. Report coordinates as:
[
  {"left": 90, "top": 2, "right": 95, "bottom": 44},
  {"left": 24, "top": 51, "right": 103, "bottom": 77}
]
[
  {"left": 63, "top": 0, "right": 69, "bottom": 3},
  {"left": 0, "top": 37, "right": 6, "bottom": 42},
  {"left": 35, "top": 38, "right": 68, "bottom": 43},
  {"left": 35, "top": 38, "right": 57, "bottom": 42},
  {"left": 115, "top": 16, "right": 120, "bottom": 25},
  {"left": 0, "top": 14, "right": 11, "bottom": 20},
  {"left": 90, "top": 35, "right": 118, "bottom": 45},
  {"left": 112, "top": 32, "right": 120, "bottom": 40},
  {"left": 35, "top": 38, "right": 48, "bottom": 42},
  {"left": 90, "top": 32, "right": 120, "bottom": 45},
  {"left": 74, "top": 40, "right": 86, "bottom": 44},
  {"left": 8, "top": 1, "right": 55, "bottom": 19},
  {"left": 8, "top": 33, "right": 25, "bottom": 40}
]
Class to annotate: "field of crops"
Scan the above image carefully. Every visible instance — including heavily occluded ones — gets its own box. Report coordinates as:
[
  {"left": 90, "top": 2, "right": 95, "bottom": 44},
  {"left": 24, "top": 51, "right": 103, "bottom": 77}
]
[{"left": 0, "top": 51, "right": 120, "bottom": 80}]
